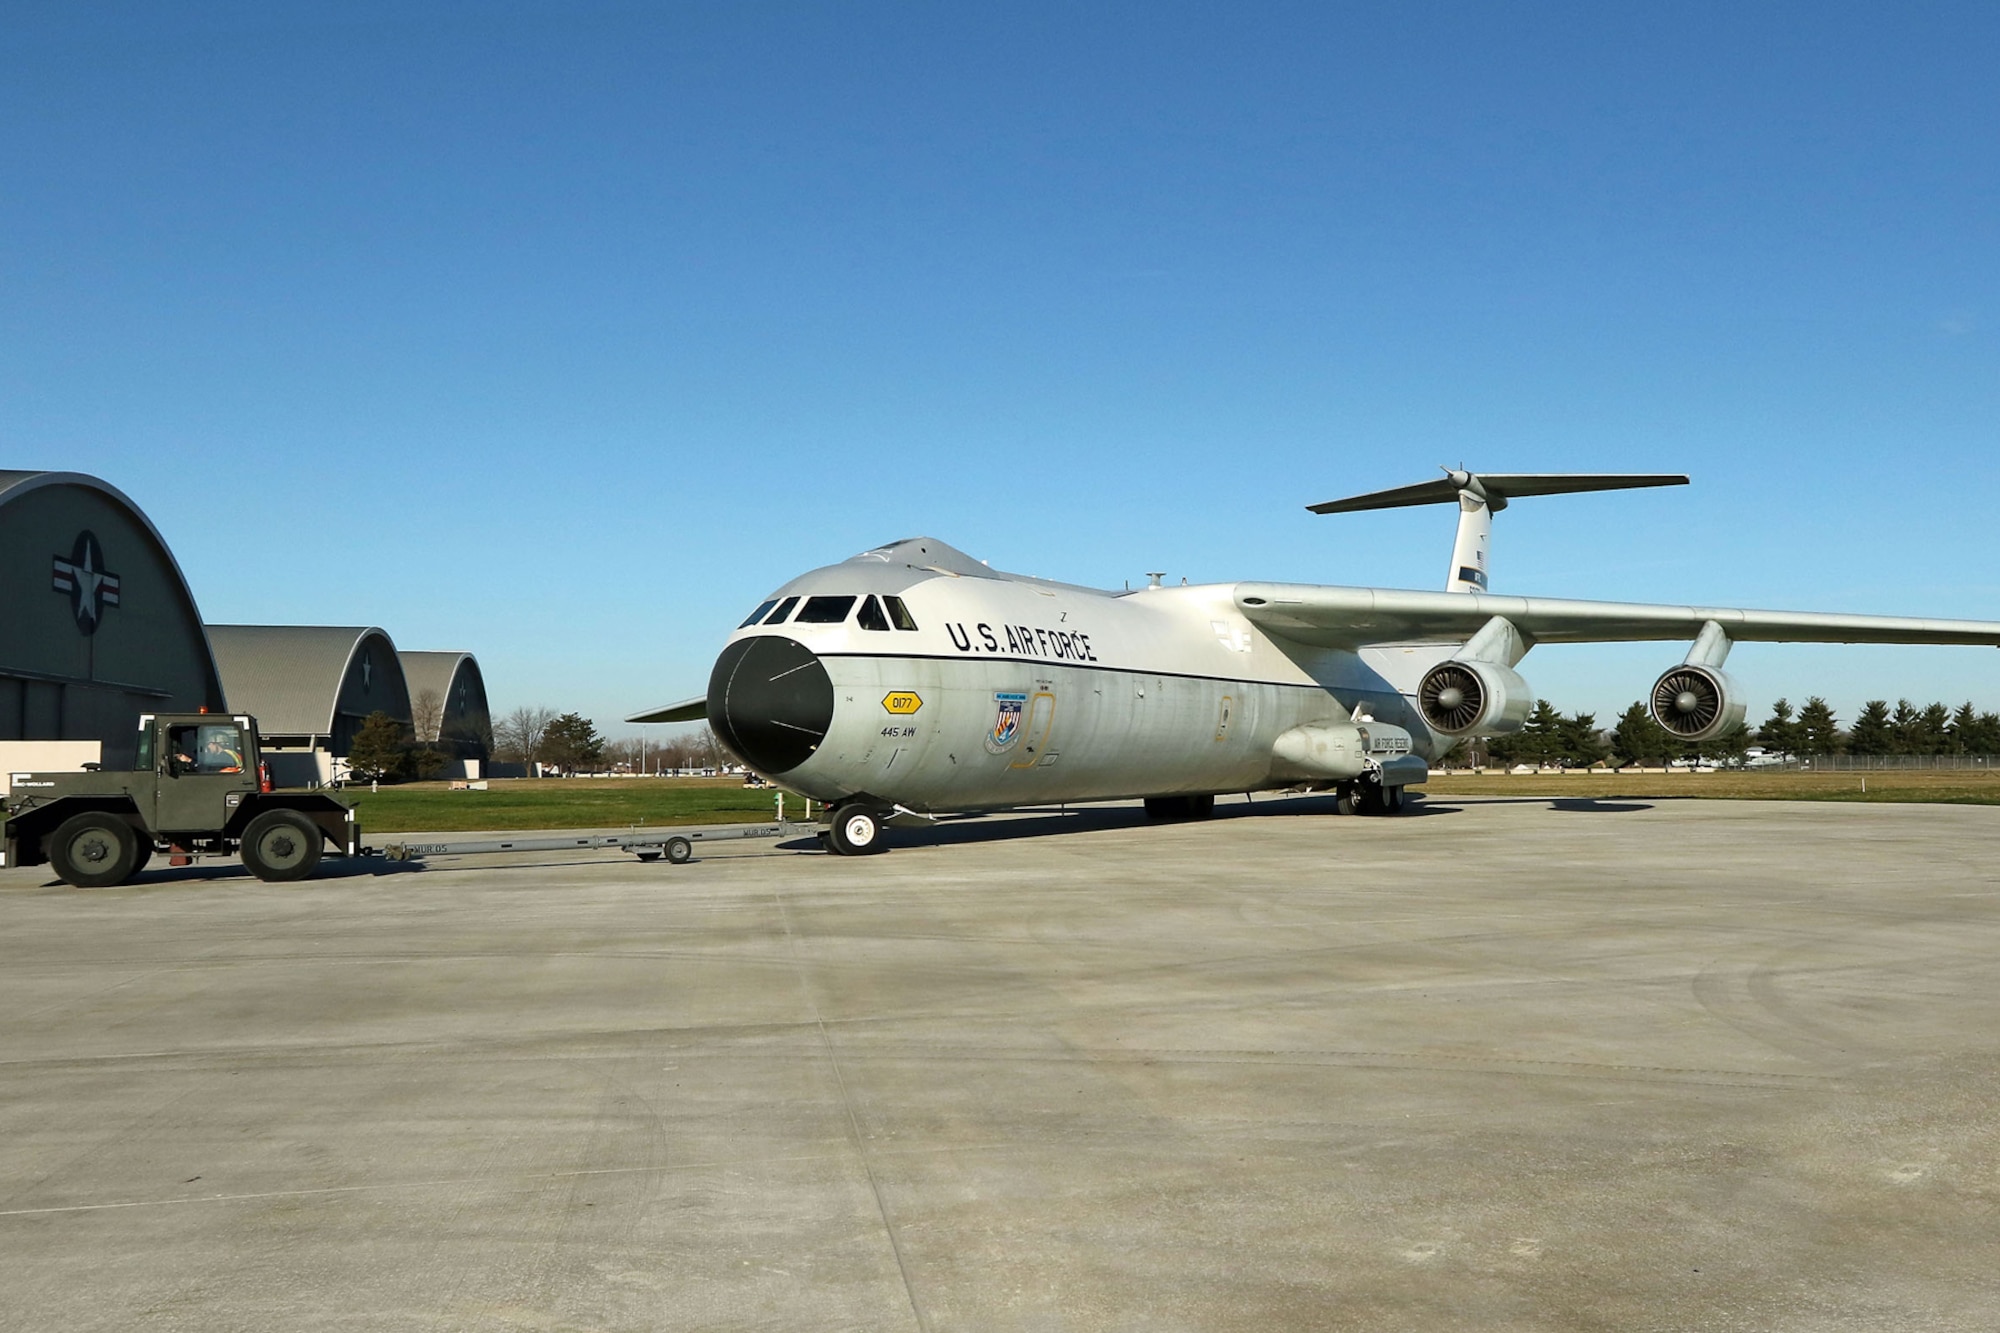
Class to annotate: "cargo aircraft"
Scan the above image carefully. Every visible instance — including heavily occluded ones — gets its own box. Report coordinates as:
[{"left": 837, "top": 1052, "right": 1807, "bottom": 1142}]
[{"left": 633, "top": 471, "right": 2000, "bottom": 855}]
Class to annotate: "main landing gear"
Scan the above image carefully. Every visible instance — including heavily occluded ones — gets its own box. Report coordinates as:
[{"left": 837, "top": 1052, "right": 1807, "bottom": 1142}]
[{"left": 1337, "top": 779, "right": 1407, "bottom": 816}]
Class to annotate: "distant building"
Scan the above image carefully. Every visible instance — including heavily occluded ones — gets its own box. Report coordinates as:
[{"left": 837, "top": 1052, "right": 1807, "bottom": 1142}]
[
  {"left": 0, "top": 469, "right": 225, "bottom": 770},
  {"left": 398, "top": 650, "right": 491, "bottom": 763},
  {"left": 206, "top": 625, "right": 412, "bottom": 784}
]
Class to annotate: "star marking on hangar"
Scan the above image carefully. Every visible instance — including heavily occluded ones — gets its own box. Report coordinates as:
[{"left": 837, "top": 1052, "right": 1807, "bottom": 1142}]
[{"left": 50, "top": 531, "right": 122, "bottom": 635}]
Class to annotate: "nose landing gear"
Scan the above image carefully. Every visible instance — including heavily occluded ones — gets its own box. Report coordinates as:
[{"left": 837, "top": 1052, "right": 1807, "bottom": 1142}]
[{"left": 823, "top": 804, "right": 889, "bottom": 855}]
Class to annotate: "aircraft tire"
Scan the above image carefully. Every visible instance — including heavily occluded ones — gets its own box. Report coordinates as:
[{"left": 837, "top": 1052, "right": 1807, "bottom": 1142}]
[
  {"left": 1383, "top": 785, "right": 1405, "bottom": 814},
  {"left": 48, "top": 812, "right": 140, "bottom": 888},
  {"left": 241, "top": 810, "right": 324, "bottom": 882},
  {"left": 828, "top": 806, "right": 887, "bottom": 856}
]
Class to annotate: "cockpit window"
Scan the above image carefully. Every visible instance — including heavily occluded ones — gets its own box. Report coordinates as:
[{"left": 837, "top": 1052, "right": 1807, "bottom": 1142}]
[
  {"left": 883, "top": 595, "right": 918, "bottom": 631},
  {"left": 795, "top": 595, "right": 857, "bottom": 624},
  {"left": 765, "top": 595, "right": 799, "bottom": 625},
  {"left": 857, "top": 595, "right": 890, "bottom": 631},
  {"left": 739, "top": 599, "right": 778, "bottom": 629}
]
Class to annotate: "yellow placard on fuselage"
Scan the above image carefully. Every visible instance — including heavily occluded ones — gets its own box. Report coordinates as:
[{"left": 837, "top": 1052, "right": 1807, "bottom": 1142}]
[{"left": 882, "top": 692, "right": 923, "bottom": 715}]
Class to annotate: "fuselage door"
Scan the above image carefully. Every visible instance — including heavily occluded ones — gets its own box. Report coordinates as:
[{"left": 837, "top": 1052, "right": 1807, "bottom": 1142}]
[{"left": 1009, "top": 691, "right": 1057, "bottom": 769}]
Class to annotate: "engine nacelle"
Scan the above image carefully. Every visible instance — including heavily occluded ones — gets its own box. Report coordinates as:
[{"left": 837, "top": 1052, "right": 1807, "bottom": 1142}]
[
  {"left": 1649, "top": 663, "right": 1746, "bottom": 743},
  {"left": 1416, "top": 660, "right": 1533, "bottom": 736}
]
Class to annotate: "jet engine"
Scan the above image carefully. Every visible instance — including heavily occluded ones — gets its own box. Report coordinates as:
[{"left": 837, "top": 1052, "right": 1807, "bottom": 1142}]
[
  {"left": 1416, "top": 660, "right": 1533, "bottom": 736},
  {"left": 1649, "top": 663, "right": 1745, "bottom": 742}
]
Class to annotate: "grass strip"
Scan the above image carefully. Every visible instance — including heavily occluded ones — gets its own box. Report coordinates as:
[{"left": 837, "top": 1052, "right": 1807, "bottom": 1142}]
[{"left": 1419, "top": 769, "right": 2000, "bottom": 805}]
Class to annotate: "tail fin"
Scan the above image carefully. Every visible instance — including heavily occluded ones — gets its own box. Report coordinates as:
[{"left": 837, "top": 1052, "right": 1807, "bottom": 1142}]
[{"left": 1308, "top": 469, "right": 1688, "bottom": 593}]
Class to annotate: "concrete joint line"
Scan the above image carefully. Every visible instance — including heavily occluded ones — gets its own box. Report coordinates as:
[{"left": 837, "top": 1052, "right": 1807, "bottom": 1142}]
[{"left": 771, "top": 888, "right": 931, "bottom": 1333}]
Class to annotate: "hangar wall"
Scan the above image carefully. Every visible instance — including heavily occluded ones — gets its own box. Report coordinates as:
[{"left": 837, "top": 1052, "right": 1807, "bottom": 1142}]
[
  {"left": 0, "top": 470, "right": 225, "bottom": 769},
  {"left": 399, "top": 651, "right": 492, "bottom": 761}
]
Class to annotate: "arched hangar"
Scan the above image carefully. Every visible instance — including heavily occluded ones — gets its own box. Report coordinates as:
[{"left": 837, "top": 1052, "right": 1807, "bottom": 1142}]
[
  {"left": 205, "top": 626, "right": 412, "bottom": 775},
  {"left": 0, "top": 470, "right": 225, "bottom": 769},
  {"left": 398, "top": 650, "right": 491, "bottom": 761}
]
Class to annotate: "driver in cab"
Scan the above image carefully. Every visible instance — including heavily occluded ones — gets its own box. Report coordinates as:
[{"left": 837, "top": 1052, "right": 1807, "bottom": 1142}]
[{"left": 173, "top": 727, "right": 243, "bottom": 774}]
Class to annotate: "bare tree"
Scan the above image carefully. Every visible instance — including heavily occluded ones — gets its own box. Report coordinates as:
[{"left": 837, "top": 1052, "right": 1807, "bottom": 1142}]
[
  {"left": 493, "top": 705, "right": 557, "bottom": 771},
  {"left": 411, "top": 688, "right": 445, "bottom": 744}
]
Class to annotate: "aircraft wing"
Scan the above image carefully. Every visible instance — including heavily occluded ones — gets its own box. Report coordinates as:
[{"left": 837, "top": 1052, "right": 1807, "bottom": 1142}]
[
  {"left": 626, "top": 696, "right": 707, "bottom": 724},
  {"left": 1235, "top": 584, "right": 2000, "bottom": 650}
]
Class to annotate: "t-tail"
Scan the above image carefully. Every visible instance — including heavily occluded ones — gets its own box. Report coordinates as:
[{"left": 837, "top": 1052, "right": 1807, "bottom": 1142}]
[{"left": 1307, "top": 469, "right": 1689, "bottom": 593}]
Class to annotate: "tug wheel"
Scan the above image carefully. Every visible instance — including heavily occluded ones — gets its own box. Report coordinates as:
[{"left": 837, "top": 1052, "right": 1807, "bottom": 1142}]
[{"left": 48, "top": 813, "right": 139, "bottom": 888}]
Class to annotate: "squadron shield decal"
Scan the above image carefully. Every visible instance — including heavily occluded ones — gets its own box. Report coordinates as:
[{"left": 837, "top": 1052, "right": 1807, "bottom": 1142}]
[{"left": 985, "top": 692, "right": 1027, "bottom": 754}]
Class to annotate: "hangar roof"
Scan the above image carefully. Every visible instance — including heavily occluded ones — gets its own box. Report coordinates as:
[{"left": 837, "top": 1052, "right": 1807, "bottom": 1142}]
[
  {"left": 206, "top": 625, "right": 408, "bottom": 738},
  {"left": 398, "top": 650, "right": 490, "bottom": 751},
  {"left": 398, "top": 651, "right": 476, "bottom": 705},
  {"left": 1, "top": 470, "right": 227, "bottom": 758}
]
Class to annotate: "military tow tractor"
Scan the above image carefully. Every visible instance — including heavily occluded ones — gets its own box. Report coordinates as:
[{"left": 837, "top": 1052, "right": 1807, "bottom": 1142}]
[{"left": 1, "top": 713, "right": 359, "bottom": 887}]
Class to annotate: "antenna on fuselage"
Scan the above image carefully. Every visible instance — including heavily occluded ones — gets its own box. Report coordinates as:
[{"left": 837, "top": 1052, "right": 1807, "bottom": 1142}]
[
  {"left": 1145, "top": 571, "right": 1165, "bottom": 589},
  {"left": 1306, "top": 468, "right": 1688, "bottom": 593}
]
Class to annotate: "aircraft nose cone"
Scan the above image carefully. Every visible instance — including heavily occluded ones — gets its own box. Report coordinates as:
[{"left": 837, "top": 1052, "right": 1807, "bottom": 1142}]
[{"left": 707, "top": 636, "right": 834, "bottom": 775}]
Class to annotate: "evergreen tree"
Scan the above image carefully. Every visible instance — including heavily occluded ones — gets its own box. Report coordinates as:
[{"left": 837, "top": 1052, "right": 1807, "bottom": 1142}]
[
  {"left": 1798, "top": 697, "right": 1840, "bottom": 755},
  {"left": 1493, "top": 700, "right": 1564, "bottom": 767},
  {"left": 1848, "top": 700, "right": 1893, "bottom": 755},
  {"left": 540, "top": 712, "right": 606, "bottom": 774},
  {"left": 1963, "top": 709, "right": 2000, "bottom": 756},
  {"left": 1610, "top": 701, "right": 1668, "bottom": 768},
  {"left": 1920, "top": 702, "right": 1954, "bottom": 755},
  {"left": 1757, "top": 699, "right": 1803, "bottom": 757},
  {"left": 346, "top": 710, "right": 409, "bottom": 783},
  {"left": 1557, "top": 711, "right": 1607, "bottom": 768},
  {"left": 1949, "top": 702, "right": 1978, "bottom": 754},
  {"left": 1708, "top": 722, "right": 1752, "bottom": 765},
  {"left": 1890, "top": 699, "right": 1922, "bottom": 754}
]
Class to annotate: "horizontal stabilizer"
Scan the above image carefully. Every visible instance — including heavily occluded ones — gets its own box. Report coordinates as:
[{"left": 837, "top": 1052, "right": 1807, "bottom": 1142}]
[
  {"left": 1309, "top": 471, "right": 1687, "bottom": 514},
  {"left": 626, "top": 696, "right": 707, "bottom": 725}
]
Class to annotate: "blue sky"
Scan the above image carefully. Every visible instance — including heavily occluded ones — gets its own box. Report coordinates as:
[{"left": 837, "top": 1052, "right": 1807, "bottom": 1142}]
[{"left": 6, "top": 2, "right": 1996, "bottom": 734}]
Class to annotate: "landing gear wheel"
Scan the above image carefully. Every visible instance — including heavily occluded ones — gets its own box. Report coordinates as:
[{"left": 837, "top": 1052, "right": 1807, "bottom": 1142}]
[
  {"left": 240, "top": 810, "right": 324, "bottom": 882},
  {"left": 664, "top": 836, "right": 693, "bottom": 865},
  {"left": 47, "top": 812, "right": 139, "bottom": 888},
  {"left": 827, "top": 806, "right": 887, "bottom": 856},
  {"left": 1383, "top": 785, "right": 1406, "bottom": 814},
  {"left": 1337, "top": 783, "right": 1384, "bottom": 816}
]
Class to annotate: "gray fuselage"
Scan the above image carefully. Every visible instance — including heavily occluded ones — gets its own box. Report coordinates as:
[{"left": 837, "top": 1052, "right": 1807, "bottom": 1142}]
[{"left": 706, "top": 539, "right": 1448, "bottom": 812}]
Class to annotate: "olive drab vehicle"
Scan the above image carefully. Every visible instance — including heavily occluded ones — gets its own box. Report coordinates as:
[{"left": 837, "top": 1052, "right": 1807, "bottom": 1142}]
[{"left": 1, "top": 712, "right": 359, "bottom": 887}]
